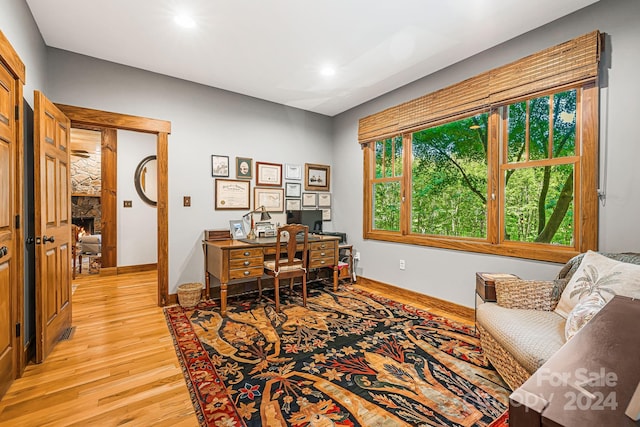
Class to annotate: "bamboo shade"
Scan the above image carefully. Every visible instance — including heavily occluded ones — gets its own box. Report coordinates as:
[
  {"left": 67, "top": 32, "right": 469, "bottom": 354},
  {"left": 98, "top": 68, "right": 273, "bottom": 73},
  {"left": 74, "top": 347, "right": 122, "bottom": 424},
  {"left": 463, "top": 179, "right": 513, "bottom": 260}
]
[
  {"left": 358, "top": 105, "right": 399, "bottom": 143},
  {"left": 358, "top": 30, "right": 601, "bottom": 143}
]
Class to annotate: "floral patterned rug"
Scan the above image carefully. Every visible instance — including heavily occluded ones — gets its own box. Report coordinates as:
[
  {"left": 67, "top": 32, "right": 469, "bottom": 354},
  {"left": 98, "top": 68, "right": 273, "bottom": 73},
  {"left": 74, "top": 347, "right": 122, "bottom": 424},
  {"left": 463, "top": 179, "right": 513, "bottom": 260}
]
[{"left": 164, "top": 284, "right": 509, "bottom": 426}]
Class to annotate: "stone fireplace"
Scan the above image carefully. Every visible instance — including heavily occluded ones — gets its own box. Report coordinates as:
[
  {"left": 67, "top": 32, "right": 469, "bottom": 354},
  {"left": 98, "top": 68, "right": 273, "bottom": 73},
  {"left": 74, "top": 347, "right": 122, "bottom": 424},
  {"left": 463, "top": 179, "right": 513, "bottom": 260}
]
[
  {"left": 71, "top": 143, "right": 101, "bottom": 235},
  {"left": 72, "top": 196, "right": 101, "bottom": 234}
]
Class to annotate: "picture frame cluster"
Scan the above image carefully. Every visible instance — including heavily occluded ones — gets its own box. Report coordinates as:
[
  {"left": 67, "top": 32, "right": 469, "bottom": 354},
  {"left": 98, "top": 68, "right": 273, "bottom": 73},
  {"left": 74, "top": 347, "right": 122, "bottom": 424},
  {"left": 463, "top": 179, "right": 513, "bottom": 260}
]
[{"left": 212, "top": 158, "right": 332, "bottom": 221}]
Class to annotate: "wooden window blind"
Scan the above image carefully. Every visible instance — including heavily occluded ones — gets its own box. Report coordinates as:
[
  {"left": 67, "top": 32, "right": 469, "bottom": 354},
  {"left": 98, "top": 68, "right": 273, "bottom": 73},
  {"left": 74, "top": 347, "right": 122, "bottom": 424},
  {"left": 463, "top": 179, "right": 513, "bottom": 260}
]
[{"left": 358, "top": 30, "right": 601, "bottom": 143}]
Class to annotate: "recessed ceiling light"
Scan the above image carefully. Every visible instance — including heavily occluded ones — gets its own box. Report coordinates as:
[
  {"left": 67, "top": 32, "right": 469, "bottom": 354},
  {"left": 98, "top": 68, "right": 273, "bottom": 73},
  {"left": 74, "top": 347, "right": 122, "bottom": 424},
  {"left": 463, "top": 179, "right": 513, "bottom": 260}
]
[
  {"left": 320, "top": 66, "right": 336, "bottom": 77},
  {"left": 174, "top": 14, "right": 196, "bottom": 29}
]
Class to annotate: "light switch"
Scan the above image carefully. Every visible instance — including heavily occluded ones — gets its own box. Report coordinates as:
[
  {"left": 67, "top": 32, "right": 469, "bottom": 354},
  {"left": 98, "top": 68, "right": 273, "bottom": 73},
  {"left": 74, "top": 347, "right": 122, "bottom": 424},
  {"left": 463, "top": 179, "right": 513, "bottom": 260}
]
[
  {"left": 183, "top": 196, "right": 191, "bottom": 207},
  {"left": 123, "top": 200, "right": 132, "bottom": 208}
]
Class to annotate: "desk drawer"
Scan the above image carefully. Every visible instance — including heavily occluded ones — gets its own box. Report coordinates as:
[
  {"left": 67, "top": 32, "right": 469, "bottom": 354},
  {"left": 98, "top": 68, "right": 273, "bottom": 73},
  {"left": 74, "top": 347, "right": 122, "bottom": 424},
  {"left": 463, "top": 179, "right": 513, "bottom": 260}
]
[
  {"left": 310, "top": 248, "right": 335, "bottom": 260},
  {"left": 230, "top": 248, "right": 263, "bottom": 259},
  {"left": 230, "top": 257, "right": 263, "bottom": 269},
  {"left": 310, "top": 241, "right": 334, "bottom": 251},
  {"left": 229, "top": 266, "right": 264, "bottom": 280}
]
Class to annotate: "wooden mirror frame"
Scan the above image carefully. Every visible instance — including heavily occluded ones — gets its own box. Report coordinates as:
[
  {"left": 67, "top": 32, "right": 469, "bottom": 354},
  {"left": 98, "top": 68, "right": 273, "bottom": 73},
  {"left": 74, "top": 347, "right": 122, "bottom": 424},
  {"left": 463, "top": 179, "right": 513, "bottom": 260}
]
[{"left": 134, "top": 155, "right": 158, "bottom": 206}]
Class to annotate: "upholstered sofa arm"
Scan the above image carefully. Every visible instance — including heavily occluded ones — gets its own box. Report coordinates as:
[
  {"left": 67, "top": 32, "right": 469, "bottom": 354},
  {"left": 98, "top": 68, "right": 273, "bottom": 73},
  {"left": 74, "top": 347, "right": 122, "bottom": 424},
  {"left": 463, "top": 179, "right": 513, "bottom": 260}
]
[{"left": 495, "top": 278, "right": 569, "bottom": 311}]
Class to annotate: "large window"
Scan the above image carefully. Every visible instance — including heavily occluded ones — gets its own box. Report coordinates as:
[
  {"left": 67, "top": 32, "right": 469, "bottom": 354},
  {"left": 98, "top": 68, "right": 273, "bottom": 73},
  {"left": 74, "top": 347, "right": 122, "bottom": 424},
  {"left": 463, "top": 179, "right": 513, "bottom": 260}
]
[
  {"left": 363, "top": 85, "right": 598, "bottom": 263},
  {"left": 360, "top": 32, "right": 600, "bottom": 263}
]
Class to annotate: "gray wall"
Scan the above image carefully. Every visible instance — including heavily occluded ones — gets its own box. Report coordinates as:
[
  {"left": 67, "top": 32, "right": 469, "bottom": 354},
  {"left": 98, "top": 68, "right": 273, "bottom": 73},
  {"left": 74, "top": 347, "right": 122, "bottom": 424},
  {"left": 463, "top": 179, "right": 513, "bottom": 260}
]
[
  {"left": 0, "top": 0, "right": 48, "bottom": 105},
  {"left": 331, "top": 0, "right": 640, "bottom": 307},
  {"left": 45, "top": 49, "right": 334, "bottom": 292}
]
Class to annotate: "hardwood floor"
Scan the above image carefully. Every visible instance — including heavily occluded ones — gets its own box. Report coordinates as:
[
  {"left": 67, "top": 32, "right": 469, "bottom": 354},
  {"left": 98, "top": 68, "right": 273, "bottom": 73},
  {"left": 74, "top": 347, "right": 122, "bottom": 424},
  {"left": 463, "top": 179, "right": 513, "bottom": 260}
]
[
  {"left": 0, "top": 271, "right": 198, "bottom": 427},
  {"left": 0, "top": 272, "right": 475, "bottom": 426}
]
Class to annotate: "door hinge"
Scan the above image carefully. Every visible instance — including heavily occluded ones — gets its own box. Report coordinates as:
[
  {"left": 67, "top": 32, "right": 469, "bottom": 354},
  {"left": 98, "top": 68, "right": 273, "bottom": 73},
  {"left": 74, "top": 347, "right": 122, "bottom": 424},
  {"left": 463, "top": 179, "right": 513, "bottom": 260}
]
[
  {"left": 15, "top": 105, "right": 19, "bottom": 121},
  {"left": 15, "top": 214, "right": 20, "bottom": 230},
  {"left": 15, "top": 323, "right": 20, "bottom": 338}
]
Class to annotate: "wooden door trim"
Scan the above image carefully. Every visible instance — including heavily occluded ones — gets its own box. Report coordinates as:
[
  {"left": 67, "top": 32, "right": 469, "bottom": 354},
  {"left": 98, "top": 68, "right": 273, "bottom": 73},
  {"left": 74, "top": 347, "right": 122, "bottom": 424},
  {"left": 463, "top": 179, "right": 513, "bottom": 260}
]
[
  {"left": 56, "top": 104, "right": 171, "bottom": 306},
  {"left": 0, "top": 30, "right": 25, "bottom": 380}
]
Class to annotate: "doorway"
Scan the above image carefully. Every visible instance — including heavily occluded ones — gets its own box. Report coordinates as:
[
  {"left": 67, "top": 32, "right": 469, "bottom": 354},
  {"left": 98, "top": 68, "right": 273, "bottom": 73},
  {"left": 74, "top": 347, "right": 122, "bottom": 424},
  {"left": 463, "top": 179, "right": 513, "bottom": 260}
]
[{"left": 57, "top": 104, "right": 171, "bottom": 305}]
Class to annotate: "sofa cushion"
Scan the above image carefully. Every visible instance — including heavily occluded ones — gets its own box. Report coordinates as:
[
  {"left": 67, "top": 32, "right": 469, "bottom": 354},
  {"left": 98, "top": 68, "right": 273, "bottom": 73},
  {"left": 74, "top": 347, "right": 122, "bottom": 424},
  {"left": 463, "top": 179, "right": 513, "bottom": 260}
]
[
  {"left": 555, "top": 250, "right": 640, "bottom": 318},
  {"left": 477, "top": 303, "right": 566, "bottom": 374}
]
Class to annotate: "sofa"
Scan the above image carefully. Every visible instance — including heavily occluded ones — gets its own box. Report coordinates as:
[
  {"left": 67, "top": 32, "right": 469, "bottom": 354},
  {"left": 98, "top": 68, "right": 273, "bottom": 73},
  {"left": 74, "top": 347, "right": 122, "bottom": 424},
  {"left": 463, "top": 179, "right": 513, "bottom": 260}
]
[{"left": 476, "top": 252, "right": 640, "bottom": 390}]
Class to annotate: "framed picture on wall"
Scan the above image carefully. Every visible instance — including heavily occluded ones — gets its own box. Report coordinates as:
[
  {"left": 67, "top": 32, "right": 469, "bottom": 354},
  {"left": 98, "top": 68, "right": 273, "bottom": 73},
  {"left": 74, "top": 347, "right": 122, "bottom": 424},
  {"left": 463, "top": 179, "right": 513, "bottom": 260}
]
[
  {"left": 317, "top": 193, "right": 331, "bottom": 207},
  {"left": 254, "top": 187, "right": 284, "bottom": 212},
  {"left": 285, "top": 163, "right": 302, "bottom": 180},
  {"left": 285, "top": 182, "right": 301, "bottom": 198},
  {"left": 236, "top": 157, "right": 252, "bottom": 179},
  {"left": 211, "top": 155, "right": 229, "bottom": 177},
  {"left": 256, "top": 162, "right": 282, "bottom": 186},
  {"left": 322, "top": 208, "right": 331, "bottom": 221},
  {"left": 215, "top": 179, "right": 250, "bottom": 210},
  {"left": 302, "top": 192, "right": 317, "bottom": 208},
  {"left": 286, "top": 198, "right": 301, "bottom": 211},
  {"left": 305, "top": 163, "right": 330, "bottom": 191}
]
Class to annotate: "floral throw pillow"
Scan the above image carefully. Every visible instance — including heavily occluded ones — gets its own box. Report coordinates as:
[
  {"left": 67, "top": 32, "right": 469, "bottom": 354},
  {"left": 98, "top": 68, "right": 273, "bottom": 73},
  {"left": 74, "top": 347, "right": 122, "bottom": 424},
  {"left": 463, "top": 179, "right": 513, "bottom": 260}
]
[{"left": 555, "top": 250, "right": 640, "bottom": 319}]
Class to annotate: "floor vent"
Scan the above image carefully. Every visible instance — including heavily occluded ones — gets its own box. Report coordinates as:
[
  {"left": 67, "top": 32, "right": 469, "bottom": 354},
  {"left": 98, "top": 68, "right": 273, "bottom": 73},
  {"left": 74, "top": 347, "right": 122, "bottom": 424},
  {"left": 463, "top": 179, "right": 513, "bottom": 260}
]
[{"left": 59, "top": 326, "right": 76, "bottom": 342}]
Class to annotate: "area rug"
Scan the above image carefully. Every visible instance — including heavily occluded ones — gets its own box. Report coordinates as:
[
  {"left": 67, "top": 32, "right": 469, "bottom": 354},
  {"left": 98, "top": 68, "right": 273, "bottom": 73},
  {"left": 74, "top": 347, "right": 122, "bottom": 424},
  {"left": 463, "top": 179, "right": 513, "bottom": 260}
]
[{"left": 164, "top": 284, "right": 510, "bottom": 426}]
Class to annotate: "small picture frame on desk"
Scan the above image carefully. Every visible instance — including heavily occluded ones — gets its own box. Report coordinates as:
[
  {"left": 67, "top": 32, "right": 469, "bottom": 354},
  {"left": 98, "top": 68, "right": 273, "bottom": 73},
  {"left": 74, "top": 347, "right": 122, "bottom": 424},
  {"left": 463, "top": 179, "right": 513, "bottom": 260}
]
[{"left": 229, "top": 220, "right": 246, "bottom": 239}]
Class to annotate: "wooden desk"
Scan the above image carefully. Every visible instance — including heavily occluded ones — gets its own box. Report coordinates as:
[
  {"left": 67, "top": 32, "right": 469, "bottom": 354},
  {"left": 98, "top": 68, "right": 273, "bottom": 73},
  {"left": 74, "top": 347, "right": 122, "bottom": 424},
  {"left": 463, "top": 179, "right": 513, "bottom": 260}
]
[
  {"left": 509, "top": 296, "right": 640, "bottom": 427},
  {"left": 202, "top": 235, "right": 340, "bottom": 316}
]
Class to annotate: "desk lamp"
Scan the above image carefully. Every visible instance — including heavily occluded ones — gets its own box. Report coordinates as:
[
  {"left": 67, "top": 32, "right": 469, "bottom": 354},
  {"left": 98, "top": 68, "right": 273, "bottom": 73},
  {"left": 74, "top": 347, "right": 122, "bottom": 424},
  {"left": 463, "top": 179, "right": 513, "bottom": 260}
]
[{"left": 243, "top": 206, "right": 271, "bottom": 239}]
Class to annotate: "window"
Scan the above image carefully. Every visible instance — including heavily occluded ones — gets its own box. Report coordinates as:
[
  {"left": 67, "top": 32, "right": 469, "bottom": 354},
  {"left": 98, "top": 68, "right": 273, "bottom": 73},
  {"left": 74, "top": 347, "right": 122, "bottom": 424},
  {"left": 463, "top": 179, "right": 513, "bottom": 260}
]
[
  {"left": 360, "top": 32, "right": 601, "bottom": 263},
  {"left": 363, "top": 84, "right": 597, "bottom": 263}
]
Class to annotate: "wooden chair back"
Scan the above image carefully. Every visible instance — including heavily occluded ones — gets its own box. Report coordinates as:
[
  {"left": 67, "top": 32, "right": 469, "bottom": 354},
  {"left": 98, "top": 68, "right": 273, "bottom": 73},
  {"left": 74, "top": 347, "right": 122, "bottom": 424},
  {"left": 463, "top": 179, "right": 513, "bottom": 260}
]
[{"left": 274, "top": 223, "right": 308, "bottom": 272}]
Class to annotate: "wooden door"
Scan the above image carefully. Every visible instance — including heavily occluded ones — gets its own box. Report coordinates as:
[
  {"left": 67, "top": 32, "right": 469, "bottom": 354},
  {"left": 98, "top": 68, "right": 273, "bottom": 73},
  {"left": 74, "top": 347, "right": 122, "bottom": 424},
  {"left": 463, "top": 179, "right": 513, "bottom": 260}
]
[
  {"left": 0, "top": 61, "right": 18, "bottom": 397},
  {"left": 33, "top": 91, "right": 72, "bottom": 363}
]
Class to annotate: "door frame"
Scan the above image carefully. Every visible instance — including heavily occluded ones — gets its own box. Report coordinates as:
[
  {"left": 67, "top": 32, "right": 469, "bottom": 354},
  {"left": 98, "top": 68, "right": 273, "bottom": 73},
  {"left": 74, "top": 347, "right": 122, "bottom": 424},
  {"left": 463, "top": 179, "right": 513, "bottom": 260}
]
[{"left": 56, "top": 104, "right": 171, "bottom": 306}]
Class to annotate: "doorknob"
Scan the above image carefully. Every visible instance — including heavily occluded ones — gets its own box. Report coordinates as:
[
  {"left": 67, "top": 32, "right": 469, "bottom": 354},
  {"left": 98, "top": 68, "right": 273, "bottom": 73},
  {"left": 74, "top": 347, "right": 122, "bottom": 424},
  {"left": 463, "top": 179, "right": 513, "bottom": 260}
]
[
  {"left": 42, "top": 235, "right": 55, "bottom": 243},
  {"left": 0, "top": 246, "right": 7, "bottom": 258}
]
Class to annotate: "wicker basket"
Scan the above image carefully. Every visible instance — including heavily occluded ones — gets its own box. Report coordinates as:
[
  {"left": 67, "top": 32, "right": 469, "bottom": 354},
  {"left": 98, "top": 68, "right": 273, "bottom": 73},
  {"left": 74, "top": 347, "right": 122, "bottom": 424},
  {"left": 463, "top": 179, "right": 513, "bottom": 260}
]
[{"left": 177, "top": 283, "right": 203, "bottom": 308}]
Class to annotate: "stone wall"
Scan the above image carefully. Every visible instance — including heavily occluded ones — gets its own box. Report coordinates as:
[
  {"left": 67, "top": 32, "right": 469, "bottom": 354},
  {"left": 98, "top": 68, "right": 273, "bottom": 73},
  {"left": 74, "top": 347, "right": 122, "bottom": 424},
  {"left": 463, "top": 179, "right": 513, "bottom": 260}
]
[{"left": 71, "top": 152, "right": 101, "bottom": 234}]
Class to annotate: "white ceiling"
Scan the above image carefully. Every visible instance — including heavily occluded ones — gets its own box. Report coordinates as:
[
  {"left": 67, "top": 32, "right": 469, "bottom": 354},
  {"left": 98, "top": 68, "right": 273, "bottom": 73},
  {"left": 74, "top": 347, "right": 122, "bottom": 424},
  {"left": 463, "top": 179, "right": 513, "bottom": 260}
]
[{"left": 26, "top": 0, "right": 599, "bottom": 117}]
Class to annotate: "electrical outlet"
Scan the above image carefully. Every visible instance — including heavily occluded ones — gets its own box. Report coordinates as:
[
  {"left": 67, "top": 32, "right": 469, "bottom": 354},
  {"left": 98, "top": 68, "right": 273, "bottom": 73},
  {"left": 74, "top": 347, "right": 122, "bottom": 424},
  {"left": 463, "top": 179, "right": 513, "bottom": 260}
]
[
  {"left": 183, "top": 196, "right": 191, "bottom": 207},
  {"left": 399, "top": 259, "right": 406, "bottom": 270},
  {"left": 123, "top": 200, "right": 132, "bottom": 208}
]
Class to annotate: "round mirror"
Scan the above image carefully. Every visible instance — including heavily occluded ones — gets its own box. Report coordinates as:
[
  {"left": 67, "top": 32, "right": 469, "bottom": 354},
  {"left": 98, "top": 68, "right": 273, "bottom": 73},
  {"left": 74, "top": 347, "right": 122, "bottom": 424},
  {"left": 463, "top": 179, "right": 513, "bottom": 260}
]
[{"left": 134, "top": 155, "right": 157, "bottom": 206}]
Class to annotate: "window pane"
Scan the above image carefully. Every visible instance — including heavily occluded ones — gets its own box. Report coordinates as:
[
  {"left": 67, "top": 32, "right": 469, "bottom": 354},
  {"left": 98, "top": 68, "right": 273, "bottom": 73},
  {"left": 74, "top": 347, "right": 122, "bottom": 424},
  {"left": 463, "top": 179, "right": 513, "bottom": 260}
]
[
  {"left": 529, "top": 96, "right": 550, "bottom": 161},
  {"left": 504, "top": 164, "right": 574, "bottom": 245},
  {"left": 553, "top": 90, "right": 577, "bottom": 158},
  {"left": 394, "top": 136, "right": 403, "bottom": 177},
  {"left": 373, "top": 182, "right": 401, "bottom": 231},
  {"left": 375, "top": 141, "right": 384, "bottom": 179},
  {"left": 507, "top": 101, "right": 527, "bottom": 163},
  {"left": 411, "top": 113, "right": 488, "bottom": 238}
]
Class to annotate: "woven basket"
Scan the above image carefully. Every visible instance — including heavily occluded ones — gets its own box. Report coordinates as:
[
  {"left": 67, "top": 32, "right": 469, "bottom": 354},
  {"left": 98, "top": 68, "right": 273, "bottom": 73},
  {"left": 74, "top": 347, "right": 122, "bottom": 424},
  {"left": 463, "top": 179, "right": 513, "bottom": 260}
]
[{"left": 177, "top": 283, "right": 203, "bottom": 308}]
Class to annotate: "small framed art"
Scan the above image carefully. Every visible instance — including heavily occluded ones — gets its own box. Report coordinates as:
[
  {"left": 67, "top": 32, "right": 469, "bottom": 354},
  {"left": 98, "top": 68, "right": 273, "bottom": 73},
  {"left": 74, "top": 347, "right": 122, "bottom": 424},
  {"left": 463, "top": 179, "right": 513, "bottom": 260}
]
[
  {"left": 211, "top": 155, "right": 229, "bottom": 177},
  {"left": 305, "top": 163, "right": 330, "bottom": 191},
  {"left": 285, "top": 182, "right": 302, "bottom": 198},
  {"left": 256, "top": 162, "right": 282, "bottom": 186},
  {"left": 285, "top": 163, "right": 302, "bottom": 180},
  {"left": 236, "top": 157, "right": 252, "bottom": 179},
  {"left": 322, "top": 208, "right": 331, "bottom": 221},
  {"left": 286, "top": 198, "right": 301, "bottom": 211},
  {"left": 254, "top": 187, "right": 284, "bottom": 212},
  {"left": 229, "top": 220, "right": 246, "bottom": 239},
  {"left": 318, "top": 193, "right": 331, "bottom": 207},
  {"left": 302, "top": 192, "right": 317, "bottom": 208}
]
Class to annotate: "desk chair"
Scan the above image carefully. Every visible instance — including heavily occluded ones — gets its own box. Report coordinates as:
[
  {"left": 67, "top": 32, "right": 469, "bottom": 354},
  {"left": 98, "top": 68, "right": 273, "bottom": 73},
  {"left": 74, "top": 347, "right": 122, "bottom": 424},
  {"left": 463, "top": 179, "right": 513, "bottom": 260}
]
[{"left": 257, "top": 224, "right": 309, "bottom": 313}]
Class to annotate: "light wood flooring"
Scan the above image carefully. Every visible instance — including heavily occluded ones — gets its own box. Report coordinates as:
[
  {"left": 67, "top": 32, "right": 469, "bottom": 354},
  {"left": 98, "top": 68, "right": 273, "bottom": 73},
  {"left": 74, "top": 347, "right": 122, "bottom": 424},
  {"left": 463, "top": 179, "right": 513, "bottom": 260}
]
[
  {"left": 0, "top": 272, "right": 474, "bottom": 426},
  {"left": 0, "top": 271, "right": 198, "bottom": 427}
]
